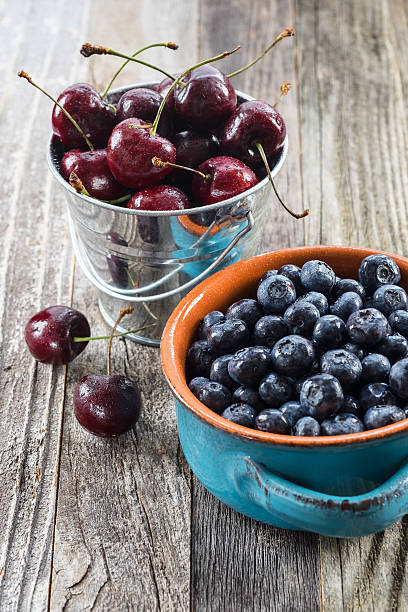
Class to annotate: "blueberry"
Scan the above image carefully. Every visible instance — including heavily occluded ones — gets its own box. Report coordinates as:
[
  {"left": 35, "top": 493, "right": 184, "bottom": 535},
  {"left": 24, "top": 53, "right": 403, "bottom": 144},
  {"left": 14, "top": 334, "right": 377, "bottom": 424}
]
[
  {"left": 210, "top": 354, "right": 236, "bottom": 390},
  {"left": 364, "top": 405, "right": 405, "bottom": 430},
  {"left": 375, "top": 333, "right": 408, "bottom": 363},
  {"left": 300, "top": 260, "right": 336, "bottom": 295},
  {"left": 300, "top": 373, "right": 344, "bottom": 421},
  {"left": 361, "top": 353, "right": 391, "bottom": 383},
  {"left": 341, "top": 342, "right": 365, "bottom": 360},
  {"left": 330, "top": 292, "right": 363, "bottom": 322},
  {"left": 293, "top": 416, "right": 321, "bottom": 436},
  {"left": 197, "top": 311, "right": 225, "bottom": 339},
  {"left": 280, "top": 401, "right": 306, "bottom": 427},
  {"left": 255, "top": 409, "right": 291, "bottom": 433},
  {"left": 372, "top": 284, "right": 407, "bottom": 315},
  {"left": 346, "top": 308, "right": 389, "bottom": 346},
  {"left": 321, "top": 413, "right": 364, "bottom": 435},
  {"left": 320, "top": 349, "right": 362, "bottom": 387},
  {"left": 258, "top": 372, "right": 292, "bottom": 407},
  {"left": 279, "top": 264, "right": 303, "bottom": 295},
  {"left": 257, "top": 274, "right": 297, "bottom": 314},
  {"left": 227, "top": 346, "right": 271, "bottom": 386},
  {"left": 296, "top": 291, "right": 329, "bottom": 315},
  {"left": 313, "top": 315, "right": 346, "bottom": 350},
  {"left": 221, "top": 403, "right": 258, "bottom": 427},
  {"left": 191, "top": 380, "right": 231, "bottom": 413},
  {"left": 188, "top": 377, "right": 210, "bottom": 395},
  {"left": 232, "top": 386, "right": 266, "bottom": 411},
  {"left": 226, "top": 298, "right": 263, "bottom": 329},
  {"left": 258, "top": 269, "right": 278, "bottom": 286},
  {"left": 358, "top": 254, "right": 401, "bottom": 294},
  {"left": 389, "top": 310, "right": 408, "bottom": 338},
  {"left": 207, "top": 319, "right": 250, "bottom": 354},
  {"left": 341, "top": 395, "right": 360, "bottom": 416},
  {"left": 187, "top": 340, "right": 217, "bottom": 378},
  {"left": 332, "top": 278, "right": 366, "bottom": 301},
  {"left": 359, "top": 382, "right": 397, "bottom": 410},
  {"left": 252, "top": 315, "right": 290, "bottom": 348},
  {"left": 284, "top": 301, "right": 320, "bottom": 338},
  {"left": 389, "top": 358, "right": 408, "bottom": 398},
  {"left": 271, "top": 334, "right": 315, "bottom": 377}
]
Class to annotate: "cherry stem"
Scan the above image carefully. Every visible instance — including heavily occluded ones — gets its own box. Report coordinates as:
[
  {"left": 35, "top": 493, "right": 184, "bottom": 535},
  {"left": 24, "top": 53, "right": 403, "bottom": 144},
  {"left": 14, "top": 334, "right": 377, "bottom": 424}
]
[
  {"left": 150, "top": 45, "right": 241, "bottom": 135},
  {"left": 18, "top": 71, "right": 94, "bottom": 150},
  {"left": 69, "top": 171, "right": 131, "bottom": 204},
  {"left": 273, "top": 81, "right": 293, "bottom": 108},
  {"left": 152, "top": 157, "right": 210, "bottom": 181},
  {"left": 226, "top": 28, "right": 294, "bottom": 79},
  {"left": 81, "top": 44, "right": 176, "bottom": 81},
  {"left": 254, "top": 142, "right": 309, "bottom": 219},
  {"left": 102, "top": 41, "right": 178, "bottom": 99},
  {"left": 107, "top": 306, "right": 133, "bottom": 376},
  {"left": 73, "top": 323, "right": 155, "bottom": 343}
]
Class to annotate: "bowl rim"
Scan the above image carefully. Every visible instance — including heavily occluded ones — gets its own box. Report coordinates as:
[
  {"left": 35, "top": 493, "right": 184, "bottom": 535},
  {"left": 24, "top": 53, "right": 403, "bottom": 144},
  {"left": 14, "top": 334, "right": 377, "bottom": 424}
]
[
  {"left": 46, "top": 82, "right": 288, "bottom": 217},
  {"left": 161, "top": 245, "right": 408, "bottom": 447}
]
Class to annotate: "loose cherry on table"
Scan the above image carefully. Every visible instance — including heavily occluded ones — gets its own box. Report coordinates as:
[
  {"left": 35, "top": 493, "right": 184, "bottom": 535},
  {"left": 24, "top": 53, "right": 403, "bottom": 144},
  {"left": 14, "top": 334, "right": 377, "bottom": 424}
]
[
  {"left": 61, "top": 149, "right": 128, "bottom": 201},
  {"left": 73, "top": 306, "right": 142, "bottom": 437},
  {"left": 152, "top": 155, "right": 258, "bottom": 205}
]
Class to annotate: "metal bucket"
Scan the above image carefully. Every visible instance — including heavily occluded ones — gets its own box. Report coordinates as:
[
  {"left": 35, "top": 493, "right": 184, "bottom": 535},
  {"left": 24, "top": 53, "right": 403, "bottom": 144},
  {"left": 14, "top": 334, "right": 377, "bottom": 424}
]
[{"left": 47, "top": 83, "right": 288, "bottom": 346}]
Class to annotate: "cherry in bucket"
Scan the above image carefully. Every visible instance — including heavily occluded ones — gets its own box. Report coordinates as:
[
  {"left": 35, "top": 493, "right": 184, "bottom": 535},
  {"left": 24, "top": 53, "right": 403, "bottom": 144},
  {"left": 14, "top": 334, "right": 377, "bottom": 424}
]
[{"left": 74, "top": 307, "right": 142, "bottom": 437}]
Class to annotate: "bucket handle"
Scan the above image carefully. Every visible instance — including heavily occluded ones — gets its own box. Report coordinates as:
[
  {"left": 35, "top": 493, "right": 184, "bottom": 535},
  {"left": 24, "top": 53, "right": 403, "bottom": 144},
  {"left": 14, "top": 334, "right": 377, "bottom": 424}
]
[
  {"left": 68, "top": 211, "right": 254, "bottom": 303},
  {"left": 232, "top": 455, "right": 408, "bottom": 537}
]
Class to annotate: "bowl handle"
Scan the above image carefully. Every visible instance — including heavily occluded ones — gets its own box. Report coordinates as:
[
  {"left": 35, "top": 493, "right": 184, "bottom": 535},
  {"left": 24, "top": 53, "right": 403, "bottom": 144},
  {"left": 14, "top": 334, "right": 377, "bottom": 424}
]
[{"left": 232, "top": 455, "right": 408, "bottom": 537}]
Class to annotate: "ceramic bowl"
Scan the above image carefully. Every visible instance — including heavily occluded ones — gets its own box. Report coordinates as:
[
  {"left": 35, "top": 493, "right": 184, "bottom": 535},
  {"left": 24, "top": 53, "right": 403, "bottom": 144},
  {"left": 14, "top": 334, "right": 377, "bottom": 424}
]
[{"left": 161, "top": 246, "right": 408, "bottom": 537}]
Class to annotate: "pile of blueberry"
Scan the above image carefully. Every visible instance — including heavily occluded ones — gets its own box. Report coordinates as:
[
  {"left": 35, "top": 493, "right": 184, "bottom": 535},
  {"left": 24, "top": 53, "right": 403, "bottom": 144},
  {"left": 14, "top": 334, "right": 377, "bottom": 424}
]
[{"left": 186, "top": 254, "right": 408, "bottom": 436}]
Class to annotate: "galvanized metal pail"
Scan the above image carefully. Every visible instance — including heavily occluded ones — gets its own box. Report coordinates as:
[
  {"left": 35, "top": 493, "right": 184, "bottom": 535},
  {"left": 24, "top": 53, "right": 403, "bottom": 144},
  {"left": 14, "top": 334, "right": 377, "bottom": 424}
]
[{"left": 47, "top": 83, "right": 288, "bottom": 346}]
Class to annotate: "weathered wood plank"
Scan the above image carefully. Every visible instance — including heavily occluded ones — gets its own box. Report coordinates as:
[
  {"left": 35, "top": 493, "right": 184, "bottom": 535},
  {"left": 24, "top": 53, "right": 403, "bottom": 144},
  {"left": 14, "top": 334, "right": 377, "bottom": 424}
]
[
  {"left": 49, "top": 1, "right": 198, "bottom": 609},
  {"left": 191, "top": 2, "right": 320, "bottom": 611},
  {"left": 297, "top": 0, "right": 408, "bottom": 610},
  {"left": 0, "top": 0, "right": 89, "bottom": 609}
]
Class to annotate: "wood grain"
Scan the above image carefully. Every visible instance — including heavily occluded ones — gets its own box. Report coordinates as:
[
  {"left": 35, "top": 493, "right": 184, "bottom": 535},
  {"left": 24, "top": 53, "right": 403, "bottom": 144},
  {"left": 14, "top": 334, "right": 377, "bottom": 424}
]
[
  {"left": 0, "top": 1, "right": 88, "bottom": 609},
  {"left": 191, "top": 2, "right": 319, "bottom": 611},
  {"left": 49, "top": 1, "right": 198, "bottom": 610},
  {"left": 297, "top": 0, "right": 408, "bottom": 610}
]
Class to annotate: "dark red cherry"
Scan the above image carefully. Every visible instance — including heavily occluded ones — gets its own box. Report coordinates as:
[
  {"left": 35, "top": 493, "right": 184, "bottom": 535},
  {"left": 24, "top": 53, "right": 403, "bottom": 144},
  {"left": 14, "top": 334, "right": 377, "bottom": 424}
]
[
  {"left": 157, "top": 74, "right": 180, "bottom": 113},
  {"left": 61, "top": 149, "right": 127, "bottom": 200},
  {"left": 52, "top": 83, "right": 116, "bottom": 150},
  {"left": 116, "top": 88, "right": 173, "bottom": 138},
  {"left": 25, "top": 305, "right": 90, "bottom": 365},
  {"left": 74, "top": 374, "right": 142, "bottom": 437},
  {"left": 107, "top": 118, "right": 176, "bottom": 189},
  {"left": 220, "top": 101, "right": 286, "bottom": 171},
  {"left": 174, "top": 65, "right": 237, "bottom": 130},
  {"left": 192, "top": 156, "right": 258, "bottom": 205},
  {"left": 127, "top": 184, "right": 189, "bottom": 211},
  {"left": 106, "top": 232, "right": 129, "bottom": 287},
  {"left": 168, "top": 130, "right": 219, "bottom": 196}
]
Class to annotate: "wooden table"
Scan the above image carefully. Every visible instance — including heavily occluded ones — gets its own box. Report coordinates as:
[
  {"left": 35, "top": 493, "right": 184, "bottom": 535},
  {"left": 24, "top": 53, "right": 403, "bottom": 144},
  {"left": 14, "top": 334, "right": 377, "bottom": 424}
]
[{"left": 1, "top": 0, "right": 408, "bottom": 609}]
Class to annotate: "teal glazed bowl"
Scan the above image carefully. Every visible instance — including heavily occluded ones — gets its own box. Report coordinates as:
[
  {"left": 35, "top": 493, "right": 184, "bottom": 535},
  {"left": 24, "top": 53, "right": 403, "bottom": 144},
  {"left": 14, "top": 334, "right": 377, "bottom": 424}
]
[{"left": 161, "top": 246, "right": 408, "bottom": 537}]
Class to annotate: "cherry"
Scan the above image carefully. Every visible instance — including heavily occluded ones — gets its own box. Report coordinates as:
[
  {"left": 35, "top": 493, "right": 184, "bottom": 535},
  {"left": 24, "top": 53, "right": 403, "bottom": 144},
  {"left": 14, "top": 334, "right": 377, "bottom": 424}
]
[
  {"left": 168, "top": 130, "right": 219, "bottom": 195},
  {"left": 174, "top": 65, "right": 237, "bottom": 130},
  {"left": 73, "top": 306, "right": 142, "bottom": 437},
  {"left": 107, "top": 118, "right": 176, "bottom": 188},
  {"left": 61, "top": 149, "right": 127, "bottom": 201},
  {"left": 106, "top": 232, "right": 129, "bottom": 287},
  {"left": 157, "top": 74, "right": 180, "bottom": 113},
  {"left": 116, "top": 88, "right": 173, "bottom": 138},
  {"left": 25, "top": 305, "right": 90, "bottom": 365},
  {"left": 127, "top": 184, "right": 189, "bottom": 211},
  {"left": 52, "top": 83, "right": 116, "bottom": 150},
  {"left": 220, "top": 100, "right": 286, "bottom": 171},
  {"left": 191, "top": 156, "right": 258, "bottom": 205}
]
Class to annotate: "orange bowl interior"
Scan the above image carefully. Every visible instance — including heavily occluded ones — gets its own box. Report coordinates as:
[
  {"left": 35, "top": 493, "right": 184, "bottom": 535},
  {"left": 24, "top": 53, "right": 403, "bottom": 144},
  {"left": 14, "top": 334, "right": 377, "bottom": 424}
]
[{"left": 161, "top": 246, "right": 408, "bottom": 446}]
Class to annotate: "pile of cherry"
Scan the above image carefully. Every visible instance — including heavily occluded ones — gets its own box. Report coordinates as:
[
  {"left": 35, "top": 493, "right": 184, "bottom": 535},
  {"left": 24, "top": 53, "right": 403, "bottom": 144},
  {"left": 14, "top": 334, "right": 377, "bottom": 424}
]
[
  {"left": 19, "top": 30, "right": 307, "bottom": 219},
  {"left": 187, "top": 254, "right": 408, "bottom": 436}
]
